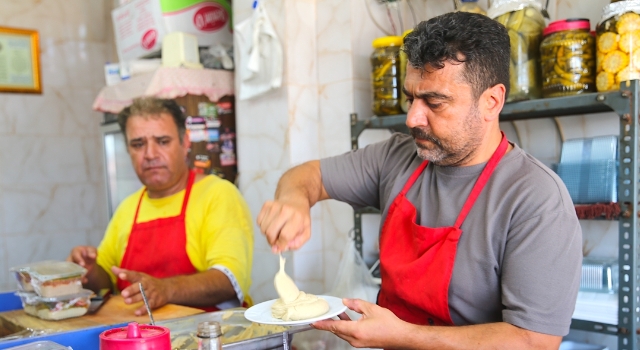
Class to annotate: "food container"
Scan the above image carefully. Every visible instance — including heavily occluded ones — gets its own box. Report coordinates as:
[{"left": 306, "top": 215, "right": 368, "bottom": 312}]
[
  {"left": 16, "top": 289, "right": 92, "bottom": 321},
  {"left": 157, "top": 309, "right": 311, "bottom": 349},
  {"left": 399, "top": 29, "right": 412, "bottom": 114},
  {"left": 596, "top": 1, "right": 640, "bottom": 91},
  {"left": 540, "top": 19, "right": 596, "bottom": 97},
  {"left": 100, "top": 322, "right": 171, "bottom": 350},
  {"left": 457, "top": 0, "right": 486, "bottom": 15},
  {"left": 489, "top": 0, "right": 546, "bottom": 102},
  {"left": 371, "top": 36, "right": 403, "bottom": 116},
  {"left": 581, "top": 257, "right": 619, "bottom": 293},
  {"left": 4, "top": 341, "right": 71, "bottom": 350},
  {"left": 9, "top": 260, "right": 57, "bottom": 292},
  {"left": 27, "top": 261, "right": 86, "bottom": 298}
]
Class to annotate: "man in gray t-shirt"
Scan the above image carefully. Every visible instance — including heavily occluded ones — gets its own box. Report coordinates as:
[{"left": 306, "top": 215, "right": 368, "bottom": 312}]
[{"left": 258, "top": 12, "right": 581, "bottom": 350}]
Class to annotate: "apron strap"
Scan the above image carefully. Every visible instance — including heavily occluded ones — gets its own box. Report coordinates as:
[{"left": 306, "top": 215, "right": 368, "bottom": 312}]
[
  {"left": 133, "top": 170, "right": 197, "bottom": 224},
  {"left": 453, "top": 132, "right": 509, "bottom": 228},
  {"left": 400, "top": 160, "right": 429, "bottom": 196}
]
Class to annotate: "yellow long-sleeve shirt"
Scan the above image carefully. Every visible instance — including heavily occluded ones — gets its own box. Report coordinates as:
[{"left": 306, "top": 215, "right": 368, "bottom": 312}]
[{"left": 97, "top": 175, "right": 253, "bottom": 306}]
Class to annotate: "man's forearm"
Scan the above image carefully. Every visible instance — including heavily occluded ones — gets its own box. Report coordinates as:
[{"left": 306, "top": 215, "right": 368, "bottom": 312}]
[
  {"left": 84, "top": 265, "right": 113, "bottom": 293},
  {"left": 398, "top": 322, "right": 561, "bottom": 350},
  {"left": 165, "top": 269, "right": 237, "bottom": 307},
  {"left": 275, "top": 160, "right": 329, "bottom": 206}
]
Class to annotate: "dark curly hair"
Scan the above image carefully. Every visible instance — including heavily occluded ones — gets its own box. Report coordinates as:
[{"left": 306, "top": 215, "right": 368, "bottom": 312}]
[{"left": 403, "top": 12, "right": 510, "bottom": 99}]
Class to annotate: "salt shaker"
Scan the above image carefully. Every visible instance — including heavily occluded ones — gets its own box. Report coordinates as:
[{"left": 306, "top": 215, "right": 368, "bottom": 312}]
[{"left": 197, "top": 321, "right": 223, "bottom": 350}]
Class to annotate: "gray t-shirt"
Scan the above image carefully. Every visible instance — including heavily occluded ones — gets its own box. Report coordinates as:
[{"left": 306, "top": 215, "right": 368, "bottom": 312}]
[{"left": 320, "top": 133, "right": 582, "bottom": 336}]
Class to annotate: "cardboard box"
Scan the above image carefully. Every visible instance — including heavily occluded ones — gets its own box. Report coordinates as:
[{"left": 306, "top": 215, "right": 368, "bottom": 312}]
[
  {"left": 112, "top": 0, "right": 166, "bottom": 62},
  {"left": 112, "top": 0, "right": 233, "bottom": 62},
  {"left": 160, "top": 0, "right": 232, "bottom": 47}
]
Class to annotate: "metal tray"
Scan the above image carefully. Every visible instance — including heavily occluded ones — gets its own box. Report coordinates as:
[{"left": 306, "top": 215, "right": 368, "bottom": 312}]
[{"left": 157, "top": 308, "right": 311, "bottom": 350}]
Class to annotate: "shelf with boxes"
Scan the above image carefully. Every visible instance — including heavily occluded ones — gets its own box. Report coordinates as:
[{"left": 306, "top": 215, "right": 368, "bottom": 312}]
[{"left": 350, "top": 81, "right": 640, "bottom": 349}]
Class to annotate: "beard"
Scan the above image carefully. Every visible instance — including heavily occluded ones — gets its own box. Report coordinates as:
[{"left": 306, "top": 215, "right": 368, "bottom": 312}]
[{"left": 410, "top": 106, "right": 483, "bottom": 166}]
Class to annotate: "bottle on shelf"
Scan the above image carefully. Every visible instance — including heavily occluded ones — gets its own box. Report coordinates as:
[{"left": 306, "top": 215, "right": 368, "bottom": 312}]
[
  {"left": 457, "top": 0, "right": 487, "bottom": 15},
  {"left": 371, "top": 36, "right": 404, "bottom": 116}
]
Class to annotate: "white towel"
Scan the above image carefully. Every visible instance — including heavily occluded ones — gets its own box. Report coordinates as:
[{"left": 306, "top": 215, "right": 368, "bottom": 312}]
[{"left": 234, "top": 1, "right": 283, "bottom": 100}]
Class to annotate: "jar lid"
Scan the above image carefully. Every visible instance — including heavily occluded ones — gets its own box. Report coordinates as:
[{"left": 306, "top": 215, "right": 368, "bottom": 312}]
[
  {"left": 372, "top": 36, "right": 402, "bottom": 48},
  {"left": 543, "top": 18, "right": 590, "bottom": 36},
  {"left": 100, "top": 322, "right": 170, "bottom": 342},
  {"left": 599, "top": 0, "right": 640, "bottom": 26},
  {"left": 487, "top": 0, "right": 541, "bottom": 19}
]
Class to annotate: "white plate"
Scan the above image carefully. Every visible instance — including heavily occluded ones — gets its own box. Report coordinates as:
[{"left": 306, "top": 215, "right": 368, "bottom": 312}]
[{"left": 244, "top": 295, "right": 347, "bottom": 325}]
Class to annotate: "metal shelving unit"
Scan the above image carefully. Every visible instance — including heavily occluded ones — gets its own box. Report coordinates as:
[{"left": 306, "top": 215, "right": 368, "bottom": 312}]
[{"left": 350, "top": 81, "right": 640, "bottom": 350}]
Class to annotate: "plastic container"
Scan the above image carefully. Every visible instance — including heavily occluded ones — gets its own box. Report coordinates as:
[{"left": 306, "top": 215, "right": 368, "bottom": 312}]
[
  {"left": 100, "top": 322, "right": 171, "bottom": 350},
  {"left": 581, "top": 257, "right": 619, "bottom": 293},
  {"left": 9, "top": 261, "right": 57, "bottom": 293},
  {"left": 489, "top": 0, "right": 546, "bottom": 102},
  {"left": 559, "top": 135, "right": 618, "bottom": 163},
  {"left": 26, "top": 261, "right": 86, "bottom": 298},
  {"left": 399, "top": 30, "right": 412, "bottom": 114},
  {"left": 556, "top": 160, "right": 618, "bottom": 204},
  {"left": 559, "top": 340, "right": 608, "bottom": 350},
  {"left": 3, "top": 341, "right": 71, "bottom": 350},
  {"left": 371, "top": 36, "right": 403, "bottom": 116},
  {"left": 540, "top": 19, "right": 596, "bottom": 97},
  {"left": 457, "top": 0, "right": 486, "bottom": 15},
  {"left": 596, "top": 1, "right": 640, "bottom": 92},
  {"left": 16, "top": 289, "right": 92, "bottom": 321}
]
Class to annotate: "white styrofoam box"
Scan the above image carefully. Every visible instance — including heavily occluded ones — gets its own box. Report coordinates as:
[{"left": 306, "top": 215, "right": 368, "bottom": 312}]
[
  {"left": 160, "top": 0, "right": 232, "bottom": 47},
  {"left": 161, "top": 32, "right": 202, "bottom": 69},
  {"left": 112, "top": 0, "right": 167, "bottom": 62}
]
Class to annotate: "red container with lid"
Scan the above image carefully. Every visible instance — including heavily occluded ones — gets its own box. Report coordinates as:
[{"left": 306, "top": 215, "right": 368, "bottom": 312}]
[
  {"left": 540, "top": 18, "right": 596, "bottom": 97},
  {"left": 100, "top": 322, "right": 171, "bottom": 350}
]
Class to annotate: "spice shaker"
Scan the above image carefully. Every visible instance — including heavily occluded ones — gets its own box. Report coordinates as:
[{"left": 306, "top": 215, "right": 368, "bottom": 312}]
[{"left": 197, "top": 321, "right": 223, "bottom": 350}]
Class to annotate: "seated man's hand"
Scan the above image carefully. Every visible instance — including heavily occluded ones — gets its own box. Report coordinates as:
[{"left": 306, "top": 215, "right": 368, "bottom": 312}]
[
  {"left": 67, "top": 246, "right": 98, "bottom": 284},
  {"left": 112, "top": 266, "right": 171, "bottom": 316}
]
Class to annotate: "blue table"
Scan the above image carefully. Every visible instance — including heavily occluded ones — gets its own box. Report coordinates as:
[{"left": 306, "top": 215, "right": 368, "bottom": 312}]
[{"left": 0, "top": 291, "right": 126, "bottom": 349}]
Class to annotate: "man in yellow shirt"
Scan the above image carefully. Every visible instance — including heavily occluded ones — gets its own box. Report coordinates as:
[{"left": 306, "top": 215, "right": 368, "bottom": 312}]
[{"left": 68, "top": 97, "right": 253, "bottom": 315}]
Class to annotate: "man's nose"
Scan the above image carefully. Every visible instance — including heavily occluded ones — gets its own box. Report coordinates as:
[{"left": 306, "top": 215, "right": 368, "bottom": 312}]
[
  {"left": 406, "top": 100, "right": 428, "bottom": 128},
  {"left": 144, "top": 141, "right": 158, "bottom": 159}
]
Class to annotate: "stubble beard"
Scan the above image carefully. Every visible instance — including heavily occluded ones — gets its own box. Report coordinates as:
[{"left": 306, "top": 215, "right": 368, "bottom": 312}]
[{"left": 411, "top": 107, "right": 483, "bottom": 167}]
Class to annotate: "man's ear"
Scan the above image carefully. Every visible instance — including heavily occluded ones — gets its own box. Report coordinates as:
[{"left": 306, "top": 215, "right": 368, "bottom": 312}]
[
  {"left": 480, "top": 83, "right": 506, "bottom": 122},
  {"left": 182, "top": 133, "right": 191, "bottom": 157}
]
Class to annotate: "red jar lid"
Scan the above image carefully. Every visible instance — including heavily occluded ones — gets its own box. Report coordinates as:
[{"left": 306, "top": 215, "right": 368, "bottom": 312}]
[
  {"left": 100, "top": 322, "right": 171, "bottom": 350},
  {"left": 543, "top": 18, "right": 591, "bottom": 36}
]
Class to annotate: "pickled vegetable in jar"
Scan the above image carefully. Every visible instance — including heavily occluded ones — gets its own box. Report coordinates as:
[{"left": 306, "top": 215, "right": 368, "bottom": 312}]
[
  {"left": 371, "top": 36, "right": 403, "bottom": 116},
  {"left": 540, "top": 18, "right": 596, "bottom": 97},
  {"left": 596, "top": 1, "right": 640, "bottom": 92},
  {"left": 400, "top": 30, "right": 413, "bottom": 113},
  {"left": 457, "top": 0, "right": 486, "bottom": 16},
  {"left": 489, "top": 0, "right": 546, "bottom": 102}
]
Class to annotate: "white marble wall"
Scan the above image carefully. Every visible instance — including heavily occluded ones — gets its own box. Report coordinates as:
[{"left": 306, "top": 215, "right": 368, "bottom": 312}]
[
  {"left": 0, "top": 0, "right": 112, "bottom": 291},
  {"left": 237, "top": 2, "right": 620, "bottom": 346}
]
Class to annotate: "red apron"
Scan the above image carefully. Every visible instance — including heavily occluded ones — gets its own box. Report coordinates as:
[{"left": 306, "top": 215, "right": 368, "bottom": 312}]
[
  {"left": 378, "top": 133, "right": 508, "bottom": 326},
  {"left": 118, "top": 171, "right": 218, "bottom": 312}
]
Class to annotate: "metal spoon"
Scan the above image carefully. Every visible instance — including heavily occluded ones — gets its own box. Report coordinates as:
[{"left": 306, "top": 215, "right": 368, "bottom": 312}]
[{"left": 139, "top": 282, "right": 155, "bottom": 325}]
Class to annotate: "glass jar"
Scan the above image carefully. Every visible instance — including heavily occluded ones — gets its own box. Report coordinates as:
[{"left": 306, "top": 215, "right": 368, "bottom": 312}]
[
  {"left": 197, "top": 321, "right": 222, "bottom": 350},
  {"left": 489, "top": 0, "right": 546, "bottom": 102},
  {"left": 371, "top": 36, "right": 403, "bottom": 116},
  {"left": 540, "top": 18, "right": 596, "bottom": 97},
  {"left": 400, "top": 30, "right": 412, "bottom": 114},
  {"left": 596, "top": 1, "right": 640, "bottom": 92},
  {"left": 458, "top": 0, "right": 487, "bottom": 15}
]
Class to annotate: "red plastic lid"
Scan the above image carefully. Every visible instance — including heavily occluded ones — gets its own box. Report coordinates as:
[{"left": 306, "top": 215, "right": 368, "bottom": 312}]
[
  {"left": 100, "top": 322, "right": 171, "bottom": 350},
  {"left": 543, "top": 18, "right": 591, "bottom": 36}
]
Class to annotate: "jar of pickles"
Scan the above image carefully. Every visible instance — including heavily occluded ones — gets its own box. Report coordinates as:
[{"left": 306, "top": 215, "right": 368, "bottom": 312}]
[
  {"left": 371, "top": 36, "right": 403, "bottom": 116},
  {"left": 488, "top": 0, "right": 546, "bottom": 102},
  {"left": 399, "top": 30, "right": 412, "bottom": 113},
  {"left": 540, "top": 19, "right": 596, "bottom": 97},
  {"left": 596, "top": 1, "right": 640, "bottom": 92}
]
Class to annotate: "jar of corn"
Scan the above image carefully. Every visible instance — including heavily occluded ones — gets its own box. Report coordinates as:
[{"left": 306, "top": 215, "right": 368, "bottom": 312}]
[{"left": 596, "top": 1, "right": 640, "bottom": 92}]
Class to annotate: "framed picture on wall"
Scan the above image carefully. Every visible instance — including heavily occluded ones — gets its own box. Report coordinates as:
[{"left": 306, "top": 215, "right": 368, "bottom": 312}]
[{"left": 0, "top": 26, "right": 41, "bottom": 94}]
